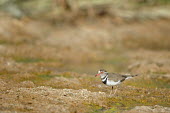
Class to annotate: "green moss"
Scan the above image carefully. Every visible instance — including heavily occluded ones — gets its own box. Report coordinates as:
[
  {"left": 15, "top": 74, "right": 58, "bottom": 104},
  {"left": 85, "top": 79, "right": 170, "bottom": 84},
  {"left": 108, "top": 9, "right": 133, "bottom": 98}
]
[
  {"left": 15, "top": 72, "right": 74, "bottom": 86},
  {"left": 97, "top": 79, "right": 170, "bottom": 112},
  {"left": 37, "top": 73, "right": 72, "bottom": 79},
  {"left": 61, "top": 72, "right": 73, "bottom": 78},
  {"left": 14, "top": 57, "right": 44, "bottom": 63},
  {"left": 104, "top": 107, "right": 118, "bottom": 113},
  {"left": 14, "top": 57, "right": 57, "bottom": 63},
  {"left": 0, "top": 40, "right": 10, "bottom": 44},
  {"left": 138, "top": 0, "right": 170, "bottom": 6},
  {"left": 0, "top": 39, "right": 32, "bottom": 45},
  {"left": 152, "top": 72, "right": 167, "bottom": 75},
  {"left": 125, "top": 77, "right": 170, "bottom": 88},
  {"left": 86, "top": 103, "right": 105, "bottom": 113},
  {"left": 37, "top": 74, "right": 56, "bottom": 80}
]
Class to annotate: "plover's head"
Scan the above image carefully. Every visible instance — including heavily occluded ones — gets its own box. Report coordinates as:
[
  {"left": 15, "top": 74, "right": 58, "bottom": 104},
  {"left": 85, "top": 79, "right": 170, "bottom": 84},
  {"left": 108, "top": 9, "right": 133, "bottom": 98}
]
[{"left": 95, "top": 69, "right": 108, "bottom": 77}]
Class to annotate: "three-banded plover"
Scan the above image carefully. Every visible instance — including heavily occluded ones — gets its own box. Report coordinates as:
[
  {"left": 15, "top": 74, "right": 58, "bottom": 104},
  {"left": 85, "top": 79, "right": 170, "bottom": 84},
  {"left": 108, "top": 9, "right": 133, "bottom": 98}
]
[{"left": 95, "top": 69, "right": 138, "bottom": 95}]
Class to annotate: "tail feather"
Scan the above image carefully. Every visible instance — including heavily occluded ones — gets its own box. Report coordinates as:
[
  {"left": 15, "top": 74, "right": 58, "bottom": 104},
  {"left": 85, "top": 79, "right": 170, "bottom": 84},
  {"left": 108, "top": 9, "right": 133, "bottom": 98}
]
[
  {"left": 120, "top": 74, "right": 138, "bottom": 82},
  {"left": 131, "top": 74, "right": 138, "bottom": 77},
  {"left": 123, "top": 74, "right": 138, "bottom": 80},
  {"left": 122, "top": 74, "right": 138, "bottom": 77}
]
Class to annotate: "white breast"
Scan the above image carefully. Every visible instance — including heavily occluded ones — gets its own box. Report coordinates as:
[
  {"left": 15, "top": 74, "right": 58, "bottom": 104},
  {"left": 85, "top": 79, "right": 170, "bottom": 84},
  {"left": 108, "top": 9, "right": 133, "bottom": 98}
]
[{"left": 106, "top": 80, "right": 120, "bottom": 86}]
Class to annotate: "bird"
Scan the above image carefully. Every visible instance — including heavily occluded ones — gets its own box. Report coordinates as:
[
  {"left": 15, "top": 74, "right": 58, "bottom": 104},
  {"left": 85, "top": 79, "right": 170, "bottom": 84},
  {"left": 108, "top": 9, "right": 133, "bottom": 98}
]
[{"left": 95, "top": 69, "right": 138, "bottom": 96}]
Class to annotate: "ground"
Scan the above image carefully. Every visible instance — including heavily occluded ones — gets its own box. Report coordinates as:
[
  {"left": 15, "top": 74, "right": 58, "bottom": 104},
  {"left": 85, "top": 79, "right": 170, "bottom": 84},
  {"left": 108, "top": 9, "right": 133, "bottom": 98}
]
[{"left": 0, "top": 11, "right": 170, "bottom": 112}]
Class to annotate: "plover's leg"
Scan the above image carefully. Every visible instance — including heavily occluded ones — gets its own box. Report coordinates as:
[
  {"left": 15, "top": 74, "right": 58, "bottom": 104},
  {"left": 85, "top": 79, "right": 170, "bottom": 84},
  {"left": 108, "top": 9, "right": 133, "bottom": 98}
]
[
  {"left": 109, "top": 86, "right": 113, "bottom": 96},
  {"left": 113, "top": 88, "right": 117, "bottom": 95},
  {"left": 113, "top": 86, "right": 118, "bottom": 95}
]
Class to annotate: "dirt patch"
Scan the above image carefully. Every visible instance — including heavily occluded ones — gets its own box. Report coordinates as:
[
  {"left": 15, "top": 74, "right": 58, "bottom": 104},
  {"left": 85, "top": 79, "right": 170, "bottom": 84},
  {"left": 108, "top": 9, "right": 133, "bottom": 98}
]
[
  {"left": 123, "top": 105, "right": 170, "bottom": 113},
  {"left": 0, "top": 85, "right": 106, "bottom": 113}
]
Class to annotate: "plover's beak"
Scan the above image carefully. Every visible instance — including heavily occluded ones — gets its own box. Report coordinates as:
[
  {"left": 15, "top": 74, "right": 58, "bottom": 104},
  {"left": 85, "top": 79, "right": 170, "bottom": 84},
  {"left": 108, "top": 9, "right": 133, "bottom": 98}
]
[{"left": 95, "top": 74, "right": 100, "bottom": 77}]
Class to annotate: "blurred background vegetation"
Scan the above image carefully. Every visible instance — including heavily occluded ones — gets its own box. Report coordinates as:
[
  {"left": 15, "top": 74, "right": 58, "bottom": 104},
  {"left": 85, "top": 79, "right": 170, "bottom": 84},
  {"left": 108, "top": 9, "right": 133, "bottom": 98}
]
[
  {"left": 0, "top": 0, "right": 170, "bottom": 18},
  {"left": 0, "top": 0, "right": 170, "bottom": 74}
]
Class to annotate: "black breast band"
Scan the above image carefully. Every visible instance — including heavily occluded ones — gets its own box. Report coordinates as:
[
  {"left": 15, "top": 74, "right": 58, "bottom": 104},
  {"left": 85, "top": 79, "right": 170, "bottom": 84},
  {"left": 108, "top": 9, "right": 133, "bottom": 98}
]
[{"left": 102, "top": 78, "right": 107, "bottom": 84}]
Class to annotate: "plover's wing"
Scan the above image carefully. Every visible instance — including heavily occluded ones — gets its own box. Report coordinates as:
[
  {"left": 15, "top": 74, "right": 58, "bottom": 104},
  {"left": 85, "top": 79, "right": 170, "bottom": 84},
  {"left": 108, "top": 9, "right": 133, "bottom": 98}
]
[
  {"left": 108, "top": 73, "right": 138, "bottom": 82},
  {"left": 108, "top": 73, "right": 126, "bottom": 82}
]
